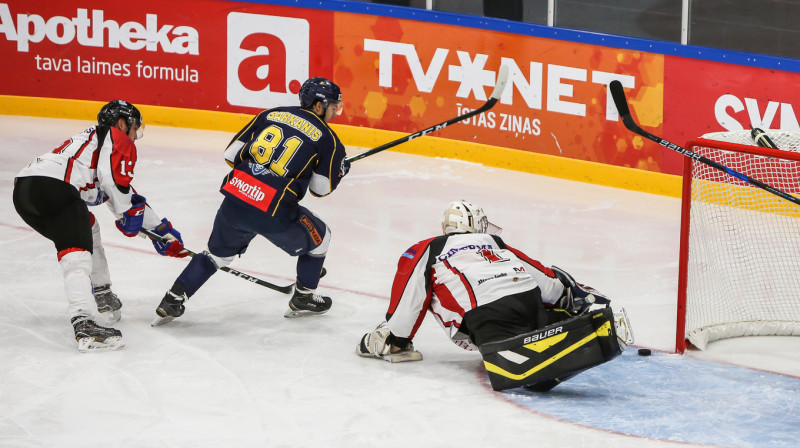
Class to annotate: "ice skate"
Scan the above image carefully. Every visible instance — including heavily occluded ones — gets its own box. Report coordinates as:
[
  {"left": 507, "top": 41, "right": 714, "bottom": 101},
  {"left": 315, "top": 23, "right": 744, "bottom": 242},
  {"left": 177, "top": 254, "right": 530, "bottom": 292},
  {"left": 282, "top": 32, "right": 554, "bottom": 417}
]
[
  {"left": 284, "top": 284, "right": 332, "bottom": 318},
  {"left": 72, "top": 315, "right": 124, "bottom": 353},
  {"left": 93, "top": 284, "right": 122, "bottom": 324},
  {"left": 613, "top": 307, "right": 634, "bottom": 349},
  {"left": 152, "top": 289, "right": 187, "bottom": 326}
]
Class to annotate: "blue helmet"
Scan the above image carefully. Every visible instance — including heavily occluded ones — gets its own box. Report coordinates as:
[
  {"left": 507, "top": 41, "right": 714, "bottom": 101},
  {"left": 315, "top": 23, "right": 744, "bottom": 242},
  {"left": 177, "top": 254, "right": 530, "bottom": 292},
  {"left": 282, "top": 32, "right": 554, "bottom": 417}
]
[
  {"left": 299, "top": 77, "right": 342, "bottom": 111},
  {"left": 97, "top": 100, "right": 143, "bottom": 128}
]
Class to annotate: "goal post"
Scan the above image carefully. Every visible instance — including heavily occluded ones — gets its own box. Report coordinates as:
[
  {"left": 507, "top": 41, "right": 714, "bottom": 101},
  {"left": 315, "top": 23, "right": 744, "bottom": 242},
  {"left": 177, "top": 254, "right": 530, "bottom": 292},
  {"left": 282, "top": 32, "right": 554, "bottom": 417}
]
[{"left": 676, "top": 130, "right": 800, "bottom": 353}]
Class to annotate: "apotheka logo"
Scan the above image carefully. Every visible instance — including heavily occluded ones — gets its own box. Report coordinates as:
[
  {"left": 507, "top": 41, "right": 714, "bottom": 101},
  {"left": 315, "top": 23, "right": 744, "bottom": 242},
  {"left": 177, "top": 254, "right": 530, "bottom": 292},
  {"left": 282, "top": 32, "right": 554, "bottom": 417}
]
[
  {"left": 0, "top": 4, "right": 198, "bottom": 54},
  {"left": 227, "top": 12, "right": 309, "bottom": 108}
]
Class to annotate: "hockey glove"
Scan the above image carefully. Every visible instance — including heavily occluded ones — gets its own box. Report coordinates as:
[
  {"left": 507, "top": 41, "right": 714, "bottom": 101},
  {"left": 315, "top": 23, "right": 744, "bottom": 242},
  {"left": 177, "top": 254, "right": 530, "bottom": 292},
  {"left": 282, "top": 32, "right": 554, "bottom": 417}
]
[
  {"left": 115, "top": 194, "right": 147, "bottom": 237},
  {"left": 339, "top": 158, "right": 351, "bottom": 178},
  {"left": 551, "top": 265, "right": 610, "bottom": 316},
  {"left": 150, "top": 218, "right": 189, "bottom": 258},
  {"left": 356, "top": 322, "right": 422, "bottom": 363}
]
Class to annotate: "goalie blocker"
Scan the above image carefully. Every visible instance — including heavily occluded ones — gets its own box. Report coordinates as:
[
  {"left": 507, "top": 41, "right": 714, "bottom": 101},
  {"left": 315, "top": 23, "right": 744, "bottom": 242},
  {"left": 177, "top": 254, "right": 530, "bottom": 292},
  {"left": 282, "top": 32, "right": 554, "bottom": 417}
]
[{"left": 479, "top": 307, "right": 631, "bottom": 391}]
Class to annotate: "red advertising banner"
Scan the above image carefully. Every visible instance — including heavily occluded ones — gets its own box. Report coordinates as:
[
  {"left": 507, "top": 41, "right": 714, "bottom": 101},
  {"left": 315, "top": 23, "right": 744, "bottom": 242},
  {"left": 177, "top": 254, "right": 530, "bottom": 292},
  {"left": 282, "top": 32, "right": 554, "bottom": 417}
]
[
  {"left": 3, "top": 0, "right": 800, "bottom": 176},
  {"left": 664, "top": 55, "right": 800, "bottom": 148},
  {"left": 0, "top": 0, "right": 334, "bottom": 112}
]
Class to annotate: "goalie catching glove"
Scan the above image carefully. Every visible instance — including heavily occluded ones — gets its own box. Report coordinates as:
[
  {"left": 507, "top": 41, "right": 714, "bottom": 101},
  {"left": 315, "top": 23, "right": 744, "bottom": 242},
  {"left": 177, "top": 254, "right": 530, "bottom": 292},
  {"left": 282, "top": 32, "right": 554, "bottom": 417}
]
[
  {"left": 551, "top": 265, "right": 610, "bottom": 316},
  {"left": 357, "top": 322, "right": 422, "bottom": 363},
  {"left": 150, "top": 218, "right": 189, "bottom": 258}
]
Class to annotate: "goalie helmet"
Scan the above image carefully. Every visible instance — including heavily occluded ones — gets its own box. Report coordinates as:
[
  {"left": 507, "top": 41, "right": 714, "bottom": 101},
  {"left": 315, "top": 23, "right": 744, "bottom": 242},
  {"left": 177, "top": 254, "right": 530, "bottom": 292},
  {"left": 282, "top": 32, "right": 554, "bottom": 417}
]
[
  {"left": 299, "top": 77, "right": 343, "bottom": 116},
  {"left": 97, "top": 100, "right": 143, "bottom": 129},
  {"left": 442, "top": 200, "right": 489, "bottom": 234}
]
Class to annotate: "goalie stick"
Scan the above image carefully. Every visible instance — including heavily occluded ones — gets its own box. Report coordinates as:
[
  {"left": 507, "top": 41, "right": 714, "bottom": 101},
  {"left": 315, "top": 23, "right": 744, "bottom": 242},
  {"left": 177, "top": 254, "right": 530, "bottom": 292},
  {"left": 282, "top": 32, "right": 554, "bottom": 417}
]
[
  {"left": 346, "top": 64, "right": 510, "bottom": 163},
  {"left": 140, "top": 227, "right": 301, "bottom": 294},
  {"left": 609, "top": 80, "right": 800, "bottom": 207}
]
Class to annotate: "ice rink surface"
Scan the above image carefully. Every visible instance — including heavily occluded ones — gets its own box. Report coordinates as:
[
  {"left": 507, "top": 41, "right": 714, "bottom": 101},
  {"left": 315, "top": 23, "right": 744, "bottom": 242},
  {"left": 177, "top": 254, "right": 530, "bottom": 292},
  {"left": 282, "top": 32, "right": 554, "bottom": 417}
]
[{"left": 1, "top": 116, "right": 799, "bottom": 447}]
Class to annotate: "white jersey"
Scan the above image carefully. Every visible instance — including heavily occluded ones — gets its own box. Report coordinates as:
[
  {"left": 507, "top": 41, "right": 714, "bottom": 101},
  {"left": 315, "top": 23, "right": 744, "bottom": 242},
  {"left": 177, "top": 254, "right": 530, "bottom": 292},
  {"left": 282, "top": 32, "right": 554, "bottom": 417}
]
[
  {"left": 17, "top": 125, "right": 146, "bottom": 218},
  {"left": 386, "top": 233, "right": 565, "bottom": 349}
]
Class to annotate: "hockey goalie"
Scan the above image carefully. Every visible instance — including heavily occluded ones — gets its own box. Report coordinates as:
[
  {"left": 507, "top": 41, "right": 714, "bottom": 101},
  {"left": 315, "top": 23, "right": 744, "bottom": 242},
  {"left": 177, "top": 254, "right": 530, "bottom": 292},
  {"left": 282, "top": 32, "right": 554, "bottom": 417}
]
[{"left": 357, "top": 200, "right": 633, "bottom": 391}]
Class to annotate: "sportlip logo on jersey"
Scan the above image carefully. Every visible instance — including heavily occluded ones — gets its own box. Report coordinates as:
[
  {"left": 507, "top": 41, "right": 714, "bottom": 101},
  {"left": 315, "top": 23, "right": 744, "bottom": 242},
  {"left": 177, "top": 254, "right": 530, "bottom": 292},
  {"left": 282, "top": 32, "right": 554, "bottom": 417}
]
[
  {"left": 227, "top": 12, "right": 310, "bottom": 109},
  {"left": 222, "top": 169, "right": 277, "bottom": 212}
]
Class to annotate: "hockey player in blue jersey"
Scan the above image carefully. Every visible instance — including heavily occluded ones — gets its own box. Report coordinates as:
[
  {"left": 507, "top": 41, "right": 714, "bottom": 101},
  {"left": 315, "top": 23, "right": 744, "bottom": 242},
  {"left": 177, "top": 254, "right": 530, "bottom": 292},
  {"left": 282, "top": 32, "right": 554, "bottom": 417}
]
[{"left": 152, "top": 77, "right": 349, "bottom": 325}]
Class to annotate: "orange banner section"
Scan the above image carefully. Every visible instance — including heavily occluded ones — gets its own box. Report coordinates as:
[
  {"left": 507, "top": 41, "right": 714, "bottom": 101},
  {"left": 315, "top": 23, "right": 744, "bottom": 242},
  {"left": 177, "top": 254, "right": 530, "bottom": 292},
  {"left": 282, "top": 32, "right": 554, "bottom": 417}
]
[{"left": 333, "top": 13, "right": 667, "bottom": 172}]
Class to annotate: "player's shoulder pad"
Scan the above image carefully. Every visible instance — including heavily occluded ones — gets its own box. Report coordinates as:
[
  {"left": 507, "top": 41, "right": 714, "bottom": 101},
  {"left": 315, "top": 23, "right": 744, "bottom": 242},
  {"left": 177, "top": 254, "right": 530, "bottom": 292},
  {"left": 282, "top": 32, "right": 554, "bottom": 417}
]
[{"left": 396, "top": 236, "right": 440, "bottom": 274}]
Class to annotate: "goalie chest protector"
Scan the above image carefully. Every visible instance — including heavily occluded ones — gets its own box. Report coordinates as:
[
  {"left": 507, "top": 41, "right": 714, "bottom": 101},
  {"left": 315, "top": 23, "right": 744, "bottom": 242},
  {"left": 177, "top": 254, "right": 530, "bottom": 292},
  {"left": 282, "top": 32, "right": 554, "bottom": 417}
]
[{"left": 479, "top": 307, "right": 623, "bottom": 391}]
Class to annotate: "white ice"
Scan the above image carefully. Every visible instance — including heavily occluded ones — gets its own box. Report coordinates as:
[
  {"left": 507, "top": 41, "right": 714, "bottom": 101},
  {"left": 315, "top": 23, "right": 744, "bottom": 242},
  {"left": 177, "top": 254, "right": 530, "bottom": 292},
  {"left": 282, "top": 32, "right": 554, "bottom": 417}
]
[{"left": 1, "top": 116, "right": 799, "bottom": 448}]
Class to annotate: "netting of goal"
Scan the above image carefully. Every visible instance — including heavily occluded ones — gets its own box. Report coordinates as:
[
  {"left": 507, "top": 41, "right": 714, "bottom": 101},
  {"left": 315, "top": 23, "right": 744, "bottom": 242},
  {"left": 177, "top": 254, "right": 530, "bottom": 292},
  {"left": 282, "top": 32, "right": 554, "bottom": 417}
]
[{"left": 676, "top": 129, "right": 800, "bottom": 352}]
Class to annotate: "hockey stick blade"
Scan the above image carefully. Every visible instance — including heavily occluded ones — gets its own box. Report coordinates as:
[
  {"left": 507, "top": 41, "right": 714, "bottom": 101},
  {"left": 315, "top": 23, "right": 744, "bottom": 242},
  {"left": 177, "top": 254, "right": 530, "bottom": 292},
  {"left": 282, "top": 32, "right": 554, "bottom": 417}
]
[
  {"left": 139, "top": 228, "right": 295, "bottom": 294},
  {"left": 346, "top": 64, "right": 510, "bottom": 163},
  {"left": 609, "top": 80, "right": 800, "bottom": 207}
]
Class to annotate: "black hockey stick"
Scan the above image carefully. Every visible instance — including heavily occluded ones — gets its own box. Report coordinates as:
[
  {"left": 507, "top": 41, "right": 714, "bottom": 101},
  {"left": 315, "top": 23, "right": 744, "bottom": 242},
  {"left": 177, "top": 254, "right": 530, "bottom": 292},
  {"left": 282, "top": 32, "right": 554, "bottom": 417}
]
[
  {"left": 751, "top": 127, "right": 779, "bottom": 149},
  {"left": 346, "top": 64, "right": 510, "bottom": 163},
  {"left": 140, "top": 228, "right": 295, "bottom": 294},
  {"left": 609, "top": 80, "right": 800, "bottom": 207}
]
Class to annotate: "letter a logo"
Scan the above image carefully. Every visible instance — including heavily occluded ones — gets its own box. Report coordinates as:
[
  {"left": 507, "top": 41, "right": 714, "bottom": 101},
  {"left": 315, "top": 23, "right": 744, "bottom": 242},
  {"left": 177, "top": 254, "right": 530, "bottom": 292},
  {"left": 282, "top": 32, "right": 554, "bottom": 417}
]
[{"left": 227, "top": 13, "right": 310, "bottom": 108}]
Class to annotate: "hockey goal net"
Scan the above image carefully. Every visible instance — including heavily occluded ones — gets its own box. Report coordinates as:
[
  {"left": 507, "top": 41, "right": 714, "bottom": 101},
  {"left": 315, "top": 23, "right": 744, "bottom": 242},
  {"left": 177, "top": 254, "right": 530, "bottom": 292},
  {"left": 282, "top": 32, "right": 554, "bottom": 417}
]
[{"left": 676, "top": 129, "right": 800, "bottom": 352}]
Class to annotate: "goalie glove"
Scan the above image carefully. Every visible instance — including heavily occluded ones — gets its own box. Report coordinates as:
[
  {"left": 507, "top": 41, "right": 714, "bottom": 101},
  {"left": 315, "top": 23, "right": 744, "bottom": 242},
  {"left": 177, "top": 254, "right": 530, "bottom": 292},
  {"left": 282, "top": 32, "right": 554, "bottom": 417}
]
[
  {"left": 115, "top": 194, "right": 147, "bottom": 237},
  {"left": 613, "top": 307, "right": 635, "bottom": 350},
  {"left": 356, "top": 322, "right": 423, "bottom": 363},
  {"left": 150, "top": 218, "right": 189, "bottom": 258},
  {"left": 551, "top": 265, "right": 610, "bottom": 316}
]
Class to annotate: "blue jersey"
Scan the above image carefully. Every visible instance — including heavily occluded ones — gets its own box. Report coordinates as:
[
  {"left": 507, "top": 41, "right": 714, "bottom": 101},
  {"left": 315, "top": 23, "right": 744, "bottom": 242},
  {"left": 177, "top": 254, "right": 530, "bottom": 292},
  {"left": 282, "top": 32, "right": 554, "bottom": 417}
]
[{"left": 220, "top": 106, "right": 347, "bottom": 217}]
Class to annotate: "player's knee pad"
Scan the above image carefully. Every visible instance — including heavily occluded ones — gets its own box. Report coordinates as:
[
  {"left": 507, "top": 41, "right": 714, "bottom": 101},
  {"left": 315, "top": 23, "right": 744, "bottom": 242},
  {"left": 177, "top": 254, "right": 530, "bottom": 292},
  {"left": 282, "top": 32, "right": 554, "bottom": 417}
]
[
  {"left": 89, "top": 217, "right": 112, "bottom": 285},
  {"left": 58, "top": 249, "right": 93, "bottom": 276},
  {"left": 308, "top": 225, "right": 330, "bottom": 256},
  {"left": 478, "top": 307, "right": 625, "bottom": 391},
  {"left": 58, "top": 249, "right": 94, "bottom": 314},
  {"left": 204, "top": 250, "right": 234, "bottom": 269}
]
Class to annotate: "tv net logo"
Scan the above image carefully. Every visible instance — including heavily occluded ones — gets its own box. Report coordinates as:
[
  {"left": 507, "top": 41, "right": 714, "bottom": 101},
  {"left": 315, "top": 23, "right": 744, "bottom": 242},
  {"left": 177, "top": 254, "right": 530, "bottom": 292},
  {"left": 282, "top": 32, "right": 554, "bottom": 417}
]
[{"left": 227, "top": 12, "right": 309, "bottom": 109}]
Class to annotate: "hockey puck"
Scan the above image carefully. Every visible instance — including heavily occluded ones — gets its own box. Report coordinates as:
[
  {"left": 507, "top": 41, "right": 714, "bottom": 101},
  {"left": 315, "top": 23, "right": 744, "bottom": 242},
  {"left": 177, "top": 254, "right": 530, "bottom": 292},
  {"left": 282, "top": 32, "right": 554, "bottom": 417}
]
[{"left": 637, "top": 348, "right": 652, "bottom": 356}]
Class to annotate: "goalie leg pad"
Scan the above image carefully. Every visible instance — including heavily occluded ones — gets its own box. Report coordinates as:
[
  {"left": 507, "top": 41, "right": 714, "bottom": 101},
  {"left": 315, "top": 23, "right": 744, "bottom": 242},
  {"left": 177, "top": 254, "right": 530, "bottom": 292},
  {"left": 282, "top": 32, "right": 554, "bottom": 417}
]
[{"left": 478, "top": 307, "right": 624, "bottom": 391}]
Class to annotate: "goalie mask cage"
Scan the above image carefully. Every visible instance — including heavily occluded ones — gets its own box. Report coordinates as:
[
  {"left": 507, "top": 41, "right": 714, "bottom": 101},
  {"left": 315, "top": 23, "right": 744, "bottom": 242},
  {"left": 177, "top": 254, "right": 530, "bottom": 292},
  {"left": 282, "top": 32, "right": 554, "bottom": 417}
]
[{"left": 676, "top": 129, "right": 800, "bottom": 353}]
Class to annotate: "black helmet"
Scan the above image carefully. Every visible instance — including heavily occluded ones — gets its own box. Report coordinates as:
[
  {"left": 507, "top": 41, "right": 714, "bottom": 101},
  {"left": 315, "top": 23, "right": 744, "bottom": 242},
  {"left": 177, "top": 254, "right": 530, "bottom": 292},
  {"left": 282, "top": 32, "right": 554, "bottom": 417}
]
[
  {"left": 97, "top": 100, "right": 143, "bottom": 128},
  {"left": 298, "top": 77, "right": 342, "bottom": 110}
]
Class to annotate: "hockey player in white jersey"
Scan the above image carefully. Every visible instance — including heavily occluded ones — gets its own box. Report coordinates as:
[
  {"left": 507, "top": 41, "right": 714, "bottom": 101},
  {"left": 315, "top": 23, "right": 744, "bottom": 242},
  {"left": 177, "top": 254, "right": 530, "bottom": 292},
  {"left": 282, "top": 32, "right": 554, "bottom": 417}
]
[
  {"left": 12, "top": 100, "right": 189, "bottom": 353},
  {"left": 357, "top": 200, "right": 633, "bottom": 391}
]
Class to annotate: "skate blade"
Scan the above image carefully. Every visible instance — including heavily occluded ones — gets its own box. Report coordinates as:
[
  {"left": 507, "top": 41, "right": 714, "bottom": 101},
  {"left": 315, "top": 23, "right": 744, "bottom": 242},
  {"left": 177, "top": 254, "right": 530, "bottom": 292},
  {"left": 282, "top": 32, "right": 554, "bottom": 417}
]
[
  {"left": 77, "top": 336, "right": 124, "bottom": 353},
  {"left": 151, "top": 315, "right": 176, "bottom": 327},
  {"left": 99, "top": 309, "right": 121, "bottom": 325},
  {"left": 283, "top": 308, "right": 328, "bottom": 318}
]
